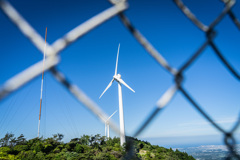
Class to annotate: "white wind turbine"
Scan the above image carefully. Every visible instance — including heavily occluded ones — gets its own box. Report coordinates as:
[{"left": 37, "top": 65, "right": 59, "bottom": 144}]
[
  {"left": 99, "top": 43, "right": 135, "bottom": 146},
  {"left": 105, "top": 110, "right": 118, "bottom": 138}
]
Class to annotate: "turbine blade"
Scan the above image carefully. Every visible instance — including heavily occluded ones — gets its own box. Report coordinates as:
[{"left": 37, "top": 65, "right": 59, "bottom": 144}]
[
  {"left": 106, "top": 110, "right": 118, "bottom": 121},
  {"left": 99, "top": 79, "right": 114, "bottom": 99},
  {"left": 118, "top": 78, "right": 135, "bottom": 93},
  {"left": 115, "top": 43, "right": 120, "bottom": 75}
]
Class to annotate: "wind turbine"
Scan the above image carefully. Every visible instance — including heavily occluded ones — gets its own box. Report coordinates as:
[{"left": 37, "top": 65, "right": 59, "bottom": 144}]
[
  {"left": 38, "top": 27, "right": 47, "bottom": 138},
  {"left": 105, "top": 110, "right": 118, "bottom": 138},
  {"left": 99, "top": 43, "right": 135, "bottom": 146}
]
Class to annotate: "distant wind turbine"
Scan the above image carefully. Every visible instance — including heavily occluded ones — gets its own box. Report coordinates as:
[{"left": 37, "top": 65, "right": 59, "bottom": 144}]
[
  {"left": 38, "top": 27, "right": 47, "bottom": 138},
  {"left": 105, "top": 110, "right": 118, "bottom": 138},
  {"left": 99, "top": 43, "right": 135, "bottom": 146}
]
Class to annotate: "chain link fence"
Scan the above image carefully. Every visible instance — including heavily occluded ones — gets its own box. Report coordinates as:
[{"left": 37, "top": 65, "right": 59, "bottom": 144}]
[{"left": 0, "top": 0, "right": 239, "bottom": 159}]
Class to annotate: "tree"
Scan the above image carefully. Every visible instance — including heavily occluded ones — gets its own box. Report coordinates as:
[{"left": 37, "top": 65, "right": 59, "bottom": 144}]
[
  {"left": 74, "top": 144, "right": 85, "bottom": 153},
  {"left": 13, "top": 145, "right": 28, "bottom": 154},
  {"left": 53, "top": 133, "right": 64, "bottom": 142},
  {"left": 16, "top": 134, "right": 26, "bottom": 145},
  {"left": 0, "top": 147, "right": 11, "bottom": 157},
  {"left": 0, "top": 133, "right": 14, "bottom": 147},
  {"left": 9, "top": 137, "right": 16, "bottom": 148},
  {"left": 79, "top": 135, "right": 90, "bottom": 145}
]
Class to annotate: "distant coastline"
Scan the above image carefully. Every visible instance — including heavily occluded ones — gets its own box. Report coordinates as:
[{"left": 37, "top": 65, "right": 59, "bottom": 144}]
[
  {"left": 142, "top": 134, "right": 240, "bottom": 149},
  {"left": 176, "top": 144, "right": 240, "bottom": 160}
]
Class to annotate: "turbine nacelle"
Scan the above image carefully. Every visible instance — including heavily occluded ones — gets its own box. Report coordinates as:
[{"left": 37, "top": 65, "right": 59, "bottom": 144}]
[{"left": 113, "top": 74, "right": 121, "bottom": 81}]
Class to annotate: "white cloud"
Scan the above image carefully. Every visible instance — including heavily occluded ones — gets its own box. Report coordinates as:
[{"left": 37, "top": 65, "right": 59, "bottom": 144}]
[{"left": 178, "top": 117, "right": 238, "bottom": 127}]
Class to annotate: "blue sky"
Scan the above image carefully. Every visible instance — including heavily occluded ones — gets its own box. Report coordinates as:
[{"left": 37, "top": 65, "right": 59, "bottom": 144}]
[{"left": 0, "top": 0, "right": 240, "bottom": 148}]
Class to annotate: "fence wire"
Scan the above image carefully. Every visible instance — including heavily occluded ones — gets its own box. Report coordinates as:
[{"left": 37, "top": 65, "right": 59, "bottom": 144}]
[{"left": 0, "top": 0, "right": 240, "bottom": 159}]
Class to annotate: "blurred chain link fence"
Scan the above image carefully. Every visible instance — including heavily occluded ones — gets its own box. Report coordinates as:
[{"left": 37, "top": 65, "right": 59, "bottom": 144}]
[{"left": 0, "top": 0, "right": 239, "bottom": 159}]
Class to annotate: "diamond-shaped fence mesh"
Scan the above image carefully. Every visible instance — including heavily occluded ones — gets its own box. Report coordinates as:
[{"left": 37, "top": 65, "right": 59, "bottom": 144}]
[{"left": 0, "top": 0, "right": 239, "bottom": 159}]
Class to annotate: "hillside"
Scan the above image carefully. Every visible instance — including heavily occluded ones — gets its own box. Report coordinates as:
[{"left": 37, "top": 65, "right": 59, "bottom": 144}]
[{"left": 0, "top": 133, "right": 195, "bottom": 159}]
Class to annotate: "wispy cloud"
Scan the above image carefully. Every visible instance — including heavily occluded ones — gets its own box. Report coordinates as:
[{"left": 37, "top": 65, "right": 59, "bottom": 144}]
[
  {"left": 178, "top": 117, "right": 238, "bottom": 127},
  {"left": 140, "top": 117, "right": 240, "bottom": 138}
]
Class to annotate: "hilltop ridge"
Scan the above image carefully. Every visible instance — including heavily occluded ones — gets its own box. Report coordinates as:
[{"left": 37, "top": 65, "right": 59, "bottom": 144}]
[{"left": 0, "top": 133, "right": 195, "bottom": 159}]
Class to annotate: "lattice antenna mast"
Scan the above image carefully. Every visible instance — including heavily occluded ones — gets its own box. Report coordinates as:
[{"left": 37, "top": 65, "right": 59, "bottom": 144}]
[{"left": 38, "top": 27, "right": 47, "bottom": 138}]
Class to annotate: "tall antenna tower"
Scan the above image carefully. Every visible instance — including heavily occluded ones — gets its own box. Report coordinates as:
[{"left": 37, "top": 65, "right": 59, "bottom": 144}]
[{"left": 38, "top": 27, "right": 47, "bottom": 138}]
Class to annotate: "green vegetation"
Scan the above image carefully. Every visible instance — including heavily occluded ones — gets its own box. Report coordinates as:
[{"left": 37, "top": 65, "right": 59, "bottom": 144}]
[{"left": 0, "top": 133, "right": 195, "bottom": 159}]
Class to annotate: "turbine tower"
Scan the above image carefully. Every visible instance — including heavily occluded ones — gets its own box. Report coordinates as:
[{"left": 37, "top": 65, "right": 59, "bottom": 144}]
[
  {"left": 99, "top": 44, "right": 135, "bottom": 146},
  {"left": 105, "top": 110, "right": 118, "bottom": 138}
]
